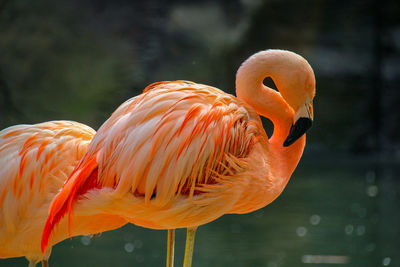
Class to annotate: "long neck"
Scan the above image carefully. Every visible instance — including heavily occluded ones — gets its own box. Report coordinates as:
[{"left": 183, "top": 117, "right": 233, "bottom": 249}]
[
  {"left": 237, "top": 80, "right": 292, "bottom": 145},
  {"left": 236, "top": 52, "right": 296, "bottom": 146},
  {"left": 235, "top": 51, "right": 306, "bottom": 179}
]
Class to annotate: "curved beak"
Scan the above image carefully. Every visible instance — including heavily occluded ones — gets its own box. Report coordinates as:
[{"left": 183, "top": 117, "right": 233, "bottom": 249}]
[{"left": 283, "top": 101, "right": 313, "bottom": 147}]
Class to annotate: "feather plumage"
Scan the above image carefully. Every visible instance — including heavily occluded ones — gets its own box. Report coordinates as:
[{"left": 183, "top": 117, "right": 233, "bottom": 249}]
[
  {"left": 41, "top": 51, "right": 316, "bottom": 267},
  {"left": 42, "top": 81, "right": 275, "bottom": 251},
  {"left": 0, "top": 121, "right": 126, "bottom": 263}
]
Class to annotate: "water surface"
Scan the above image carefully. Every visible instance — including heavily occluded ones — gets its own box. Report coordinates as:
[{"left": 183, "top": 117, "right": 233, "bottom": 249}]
[{"left": 1, "top": 158, "right": 399, "bottom": 267}]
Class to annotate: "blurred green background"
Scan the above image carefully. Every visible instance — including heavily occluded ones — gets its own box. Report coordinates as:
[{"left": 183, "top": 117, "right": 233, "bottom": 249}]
[{"left": 0, "top": 0, "right": 399, "bottom": 266}]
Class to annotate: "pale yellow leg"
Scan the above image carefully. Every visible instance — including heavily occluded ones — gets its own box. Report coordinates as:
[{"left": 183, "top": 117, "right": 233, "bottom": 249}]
[
  {"left": 166, "top": 229, "right": 175, "bottom": 267},
  {"left": 183, "top": 227, "right": 197, "bottom": 267},
  {"left": 28, "top": 260, "right": 36, "bottom": 267},
  {"left": 42, "top": 260, "right": 49, "bottom": 267}
]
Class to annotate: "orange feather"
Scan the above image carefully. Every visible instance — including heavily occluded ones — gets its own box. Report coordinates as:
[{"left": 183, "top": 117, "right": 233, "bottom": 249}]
[
  {"left": 0, "top": 121, "right": 126, "bottom": 264},
  {"left": 40, "top": 50, "right": 316, "bottom": 267}
]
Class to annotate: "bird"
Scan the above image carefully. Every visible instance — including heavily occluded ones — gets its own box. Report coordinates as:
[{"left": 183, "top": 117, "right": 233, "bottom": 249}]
[
  {"left": 41, "top": 49, "right": 315, "bottom": 267},
  {"left": 0, "top": 121, "right": 127, "bottom": 267}
]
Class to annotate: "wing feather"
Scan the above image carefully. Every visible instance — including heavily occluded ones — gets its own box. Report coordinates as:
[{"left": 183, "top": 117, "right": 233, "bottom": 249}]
[
  {"left": 41, "top": 81, "right": 263, "bottom": 249},
  {"left": 0, "top": 121, "right": 95, "bottom": 255}
]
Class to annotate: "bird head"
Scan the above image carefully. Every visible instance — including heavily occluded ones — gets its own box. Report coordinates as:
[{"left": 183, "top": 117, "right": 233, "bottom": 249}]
[{"left": 282, "top": 63, "right": 315, "bottom": 147}]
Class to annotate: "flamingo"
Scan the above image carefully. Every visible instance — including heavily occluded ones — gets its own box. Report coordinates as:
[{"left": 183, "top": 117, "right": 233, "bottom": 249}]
[
  {"left": 41, "top": 49, "right": 315, "bottom": 267},
  {"left": 0, "top": 121, "right": 126, "bottom": 266}
]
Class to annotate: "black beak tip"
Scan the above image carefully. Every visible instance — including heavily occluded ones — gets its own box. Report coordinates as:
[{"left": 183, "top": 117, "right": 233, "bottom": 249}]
[
  {"left": 283, "top": 137, "right": 295, "bottom": 147},
  {"left": 283, "top": 118, "right": 312, "bottom": 147}
]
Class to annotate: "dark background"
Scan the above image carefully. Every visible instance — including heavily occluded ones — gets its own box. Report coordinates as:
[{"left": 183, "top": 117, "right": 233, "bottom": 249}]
[
  {"left": 1, "top": 0, "right": 399, "bottom": 155},
  {"left": 0, "top": 0, "right": 399, "bottom": 266}
]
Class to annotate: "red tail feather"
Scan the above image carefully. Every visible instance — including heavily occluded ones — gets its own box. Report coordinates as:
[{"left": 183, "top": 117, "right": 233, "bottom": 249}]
[{"left": 41, "top": 157, "right": 99, "bottom": 252}]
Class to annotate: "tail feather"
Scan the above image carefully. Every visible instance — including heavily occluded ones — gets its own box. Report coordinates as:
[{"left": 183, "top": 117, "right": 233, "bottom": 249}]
[{"left": 41, "top": 156, "right": 99, "bottom": 252}]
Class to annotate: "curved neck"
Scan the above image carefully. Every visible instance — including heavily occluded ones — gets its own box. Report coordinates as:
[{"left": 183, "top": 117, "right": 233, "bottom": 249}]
[
  {"left": 236, "top": 68, "right": 293, "bottom": 146},
  {"left": 235, "top": 51, "right": 307, "bottom": 179}
]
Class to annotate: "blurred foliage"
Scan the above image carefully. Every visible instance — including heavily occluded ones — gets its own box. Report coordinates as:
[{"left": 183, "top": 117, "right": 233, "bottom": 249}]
[
  {"left": 0, "top": 1, "right": 399, "bottom": 267},
  {"left": 0, "top": 0, "right": 134, "bottom": 128},
  {"left": 0, "top": 0, "right": 399, "bottom": 153}
]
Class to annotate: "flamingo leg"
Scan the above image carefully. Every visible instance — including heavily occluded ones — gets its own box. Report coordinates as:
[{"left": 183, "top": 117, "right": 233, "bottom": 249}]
[
  {"left": 183, "top": 227, "right": 197, "bottom": 267},
  {"left": 42, "top": 260, "right": 49, "bottom": 267},
  {"left": 28, "top": 260, "right": 36, "bottom": 267},
  {"left": 166, "top": 229, "right": 175, "bottom": 267}
]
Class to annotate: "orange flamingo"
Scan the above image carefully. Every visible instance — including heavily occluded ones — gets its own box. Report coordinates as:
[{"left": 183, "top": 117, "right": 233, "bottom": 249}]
[
  {"left": 0, "top": 121, "right": 126, "bottom": 267},
  {"left": 42, "top": 49, "right": 315, "bottom": 267}
]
